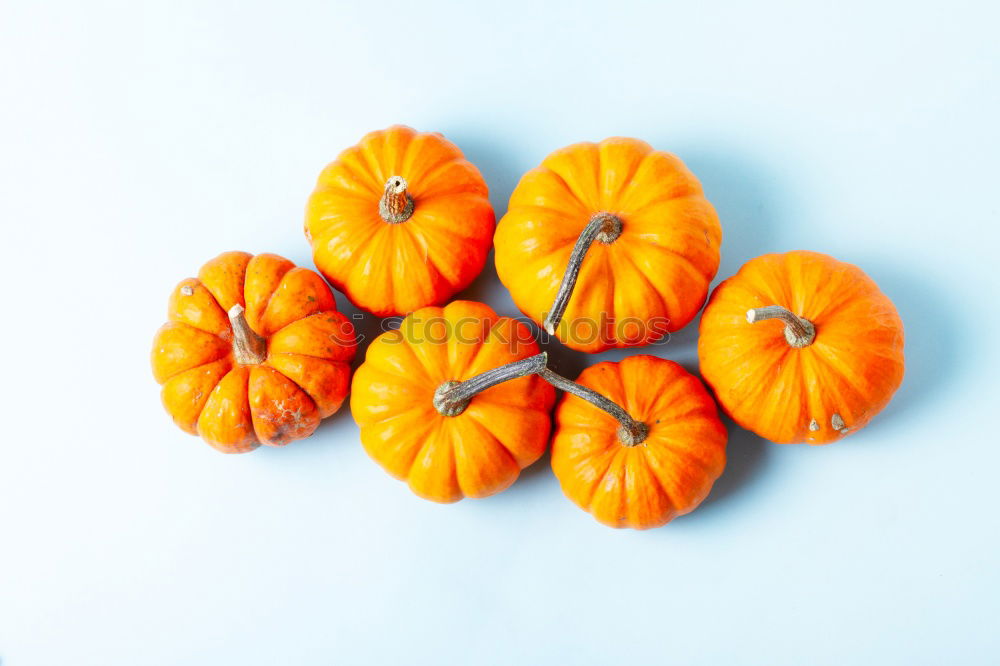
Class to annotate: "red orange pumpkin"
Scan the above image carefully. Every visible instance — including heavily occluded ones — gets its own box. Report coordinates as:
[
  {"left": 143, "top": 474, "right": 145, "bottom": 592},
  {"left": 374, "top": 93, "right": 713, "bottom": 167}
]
[
  {"left": 547, "top": 355, "right": 727, "bottom": 529},
  {"left": 151, "top": 251, "right": 356, "bottom": 453},
  {"left": 305, "top": 125, "right": 495, "bottom": 317},
  {"left": 494, "top": 138, "right": 721, "bottom": 353},
  {"left": 350, "top": 301, "right": 556, "bottom": 502},
  {"left": 698, "top": 251, "right": 905, "bottom": 444}
]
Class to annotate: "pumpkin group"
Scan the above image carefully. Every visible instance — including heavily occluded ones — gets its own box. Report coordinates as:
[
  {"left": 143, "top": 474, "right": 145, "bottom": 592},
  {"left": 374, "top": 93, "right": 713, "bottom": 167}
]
[
  {"left": 305, "top": 125, "right": 496, "bottom": 317},
  {"left": 548, "top": 355, "right": 727, "bottom": 529},
  {"left": 151, "top": 127, "right": 909, "bottom": 530},
  {"left": 494, "top": 137, "right": 721, "bottom": 353},
  {"left": 698, "top": 251, "right": 905, "bottom": 444},
  {"left": 350, "top": 301, "right": 556, "bottom": 502},
  {"left": 151, "top": 251, "right": 356, "bottom": 453}
]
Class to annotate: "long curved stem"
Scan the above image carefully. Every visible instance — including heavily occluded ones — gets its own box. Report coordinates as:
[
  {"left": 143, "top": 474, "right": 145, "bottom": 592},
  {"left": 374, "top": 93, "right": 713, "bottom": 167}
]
[
  {"left": 379, "top": 175, "right": 415, "bottom": 223},
  {"left": 433, "top": 352, "right": 549, "bottom": 417},
  {"left": 543, "top": 212, "right": 623, "bottom": 335},
  {"left": 746, "top": 305, "right": 816, "bottom": 348},
  {"left": 228, "top": 304, "right": 267, "bottom": 365},
  {"left": 537, "top": 367, "right": 648, "bottom": 446}
]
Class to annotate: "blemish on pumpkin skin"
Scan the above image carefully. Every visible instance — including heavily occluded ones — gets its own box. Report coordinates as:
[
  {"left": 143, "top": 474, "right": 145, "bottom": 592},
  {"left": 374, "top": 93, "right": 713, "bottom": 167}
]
[
  {"left": 180, "top": 285, "right": 194, "bottom": 296},
  {"left": 809, "top": 419, "right": 819, "bottom": 431},
  {"left": 257, "top": 399, "right": 309, "bottom": 443},
  {"left": 831, "top": 413, "right": 849, "bottom": 434},
  {"left": 265, "top": 417, "right": 298, "bottom": 444}
]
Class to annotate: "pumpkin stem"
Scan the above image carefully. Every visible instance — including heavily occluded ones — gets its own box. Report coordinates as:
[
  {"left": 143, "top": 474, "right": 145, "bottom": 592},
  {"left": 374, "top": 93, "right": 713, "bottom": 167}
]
[
  {"left": 537, "top": 368, "right": 649, "bottom": 446},
  {"left": 228, "top": 304, "right": 268, "bottom": 365},
  {"left": 433, "top": 352, "right": 549, "bottom": 417},
  {"left": 543, "top": 212, "right": 624, "bottom": 336},
  {"left": 746, "top": 306, "right": 816, "bottom": 347},
  {"left": 379, "top": 175, "right": 415, "bottom": 224}
]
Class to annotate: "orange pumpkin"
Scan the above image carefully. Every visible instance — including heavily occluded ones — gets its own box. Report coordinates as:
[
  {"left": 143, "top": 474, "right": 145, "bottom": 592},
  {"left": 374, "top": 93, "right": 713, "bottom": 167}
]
[
  {"left": 698, "top": 251, "right": 905, "bottom": 444},
  {"left": 494, "top": 137, "right": 721, "bottom": 353},
  {"left": 350, "top": 301, "right": 556, "bottom": 502},
  {"left": 151, "top": 251, "right": 356, "bottom": 453},
  {"left": 547, "top": 355, "right": 727, "bottom": 529},
  {"left": 305, "top": 125, "right": 496, "bottom": 317}
]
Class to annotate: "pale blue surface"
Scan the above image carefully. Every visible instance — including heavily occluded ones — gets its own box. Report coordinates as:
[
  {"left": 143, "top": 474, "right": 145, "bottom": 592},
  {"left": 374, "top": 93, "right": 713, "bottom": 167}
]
[{"left": 1, "top": 1, "right": 998, "bottom": 664}]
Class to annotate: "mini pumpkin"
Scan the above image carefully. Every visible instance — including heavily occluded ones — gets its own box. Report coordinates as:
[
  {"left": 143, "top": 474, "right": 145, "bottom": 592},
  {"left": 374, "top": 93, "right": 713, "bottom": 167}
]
[
  {"left": 547, "top": 355, "right": 727, "bottom": 529},
  {"left": 151, "top": 251, "right": 356, "bottom": 453},
  {"left": 494, "top": 138, "right": 721, "bottom": 353},
  {"left": 698, "top": 251, "right": 905, "bottom": 444},
  {"left": 350, "top": 300, "right": 556, "bottom": 502},
  {"left": 305, "top": 125, "right": 496, "bottom": 317}
]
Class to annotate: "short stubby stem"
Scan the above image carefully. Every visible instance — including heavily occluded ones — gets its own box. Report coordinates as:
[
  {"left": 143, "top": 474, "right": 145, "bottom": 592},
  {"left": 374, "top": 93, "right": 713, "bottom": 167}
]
[
  {"left": 746, "top": 305, "right": 816, "bottom": 347},
  {"left": 537, "top": 367, "right": 648, "bottom": 447},
  {"left": 543, "top": 212, "right": 623, "bottom": 336},
  {"left": 433, "top": 353, "right": 549, "bottom": 417},
  {"left": 379, "top": 175, "right": 415, "bottom": 224},
  {"left": 228, "top": 304, "right": 268, "bottom": 365}
]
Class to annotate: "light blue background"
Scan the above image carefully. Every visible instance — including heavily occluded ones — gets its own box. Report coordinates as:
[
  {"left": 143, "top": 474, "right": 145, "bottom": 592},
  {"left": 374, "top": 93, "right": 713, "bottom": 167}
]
[{"left": 2, "top": 1, "right": 998, "bottom": 664}]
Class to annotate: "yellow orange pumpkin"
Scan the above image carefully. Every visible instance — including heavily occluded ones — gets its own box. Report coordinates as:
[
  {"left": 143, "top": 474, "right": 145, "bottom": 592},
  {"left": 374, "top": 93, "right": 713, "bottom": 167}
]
[
  {"left": 151, "top": 251, "right": 356, "bottom": 453},
  {"left": 547, "top": 355, "right": 727, "bottom": 529},
  {"left": 698, "top": 251, "right": 905, "bottom": 444},
  {"left": 494, "top": 137, "right": 721, "bottom": 353},
  {"left": 350, "top": 301, "right": 556, "bottom": 502},
  {"left": 305, "top": 125, "right": 495, "bottom": 317}
]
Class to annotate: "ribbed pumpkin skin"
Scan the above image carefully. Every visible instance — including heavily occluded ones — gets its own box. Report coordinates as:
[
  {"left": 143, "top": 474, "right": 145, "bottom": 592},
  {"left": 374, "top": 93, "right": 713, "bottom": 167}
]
[
  {"left": 350, "top": 301, "right": 556, "bottom": 503},
  {"left": 305, "top": 125, "right": 495, "bottom": 317},
  {"left": 494, "top": 138, "right": 721, "bottom": 353},
  {"left": 151, "top": 251, "right": 356, "bottom": 453},
  {"left": 551, "top": 355, "right": 727, "bottom": 529},
  {"left": 698, "top": 251, "right": 905, "bottom": 444}
]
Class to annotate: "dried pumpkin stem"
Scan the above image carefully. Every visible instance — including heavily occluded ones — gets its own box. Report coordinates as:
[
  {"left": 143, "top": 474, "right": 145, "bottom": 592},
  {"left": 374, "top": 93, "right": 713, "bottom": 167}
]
[
  {"left": 746, "top": 305, "right": 816, "bottom": 348},
  {"left": 543, "top": 212, "right": 623, "bottom": 336},
  {"left": 433, "top": 352, "right": 549, "bottom": 417},
  {"left": 228, "top": 304, "right": 268, "bottom": 365},
  {"left": 379, "top": 175, "right": 415, "bottom": 224},
  {"left": 537, "top": 368, "right": 649, "bottom": 447}
]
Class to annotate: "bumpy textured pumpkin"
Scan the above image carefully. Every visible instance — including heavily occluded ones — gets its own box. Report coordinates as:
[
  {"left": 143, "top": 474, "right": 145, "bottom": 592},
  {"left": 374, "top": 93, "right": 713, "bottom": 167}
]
[
  {"left": 547, "top": 355, "right": 727, "bottom": 529},
  {"left": 350, "top": 301, "right": 556, "bottom": 502},
  {"left": 698, "top": 251, "right": 905, "bottom": 444},
  {"left": 151, "top": 251, "right": 356, "bottom": 453},
  {"left": 305, "top": 125, "right": 496, "bottom": 317},
  {"left": 494, "top": 137, "right": 721, "bottom": 353}
]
